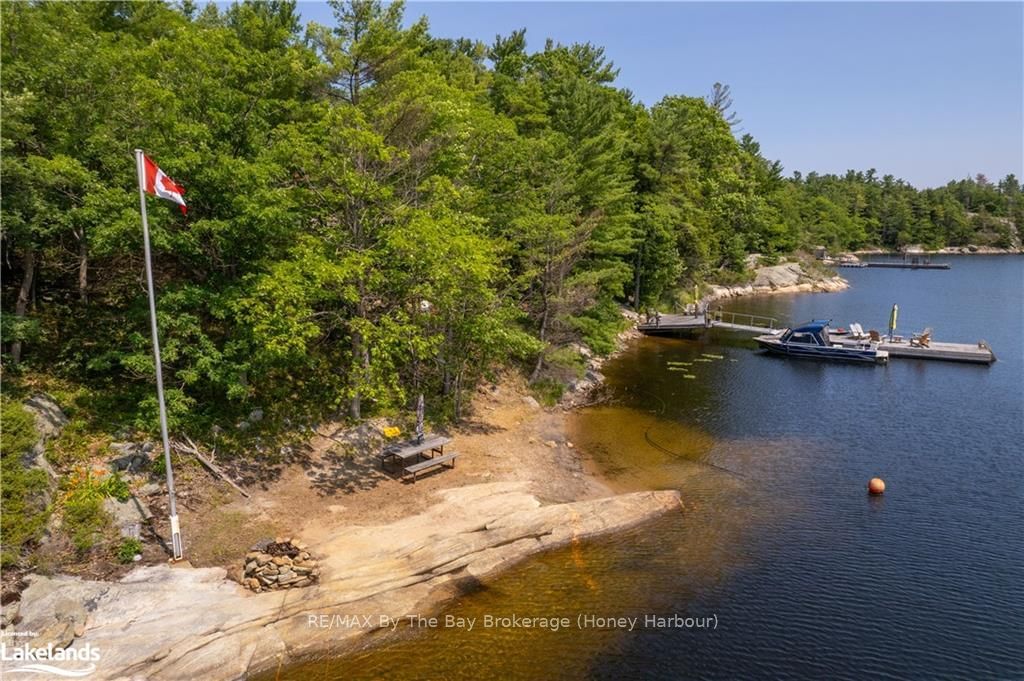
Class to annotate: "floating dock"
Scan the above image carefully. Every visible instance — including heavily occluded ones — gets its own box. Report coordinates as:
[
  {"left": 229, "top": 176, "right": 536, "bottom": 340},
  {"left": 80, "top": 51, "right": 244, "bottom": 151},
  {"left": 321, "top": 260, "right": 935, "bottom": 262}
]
[
  {"left": 637, "top": 312, "right": 996, "bottom": 364},
  {"left": 828, "top": 336, "right": 995, "bottom": 364},
  {"left": 823, "top": 258, "right": 950, "bottom": 270},
  {"left": 861, "top": 261, "right": 951, "bottom": 270}
]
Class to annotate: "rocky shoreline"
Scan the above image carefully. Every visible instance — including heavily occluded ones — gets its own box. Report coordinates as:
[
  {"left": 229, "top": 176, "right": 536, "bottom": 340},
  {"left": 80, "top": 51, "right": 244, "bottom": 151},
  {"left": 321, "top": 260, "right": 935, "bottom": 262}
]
[
  {"left": 703, "top": 261, "right": 848, "bottom": 303},
  {"left": 559, "top": 260, "right": 847, "bottom": 407},
  {"left": 853, "top": 245, "right": 1022, "bottom": 255},
  {"left": 3, "top": 258, "right": 846, "bottom": 679},
  {"left": 13, "top": 483, "right": 680, "bottom": 680},
  {"left": 3, "top": 372, "right": 672, "bottom": 681}
]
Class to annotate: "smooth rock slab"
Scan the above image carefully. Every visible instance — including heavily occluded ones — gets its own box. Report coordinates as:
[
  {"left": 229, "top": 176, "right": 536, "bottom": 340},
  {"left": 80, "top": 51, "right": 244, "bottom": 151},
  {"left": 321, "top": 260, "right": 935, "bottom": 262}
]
[
  {"left": 15, "top": 482, "right": 680, "bottom": 680},
  {"left": 102, "top": 496, "right": 153, "bottom": 538}
]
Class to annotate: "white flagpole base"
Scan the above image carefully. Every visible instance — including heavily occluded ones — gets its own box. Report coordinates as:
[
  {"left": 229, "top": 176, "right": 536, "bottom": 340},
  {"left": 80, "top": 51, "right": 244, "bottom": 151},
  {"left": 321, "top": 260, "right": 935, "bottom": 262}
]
[{"left": 169, "top": 514, "right": 183, "bottom": 560}]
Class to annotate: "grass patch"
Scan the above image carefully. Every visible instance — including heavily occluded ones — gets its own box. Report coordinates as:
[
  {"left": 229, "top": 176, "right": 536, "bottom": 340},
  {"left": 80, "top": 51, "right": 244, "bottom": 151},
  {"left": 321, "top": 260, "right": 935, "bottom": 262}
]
[
  {"left": 47, "top": 420, "right": 112, "bottom": 469},
  {"left": 115, "top": 537, "right": 142, "bottom": 564},
  {"left": 545, "top": 346, "right": 587, "bottom": 379},
  {"left": 529, "top": 378, "right": 565, "bottom": 408},
  {"left": 185, "top": 510, "right": 283, "bottom": 568}
]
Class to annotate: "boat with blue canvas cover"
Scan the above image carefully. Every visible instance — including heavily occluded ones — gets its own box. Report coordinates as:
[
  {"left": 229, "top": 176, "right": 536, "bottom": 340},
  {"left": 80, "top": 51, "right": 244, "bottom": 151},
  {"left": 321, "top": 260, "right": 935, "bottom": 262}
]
[{"left": 754, "top": 319, "right": 888, "bottom": 364}]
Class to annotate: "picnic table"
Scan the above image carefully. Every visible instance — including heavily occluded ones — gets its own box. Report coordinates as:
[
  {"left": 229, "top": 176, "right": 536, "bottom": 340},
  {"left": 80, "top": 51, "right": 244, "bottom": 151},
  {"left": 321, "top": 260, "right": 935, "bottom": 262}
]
[{"left": 377, "top": 434, "right": 453, "bottom": 476}]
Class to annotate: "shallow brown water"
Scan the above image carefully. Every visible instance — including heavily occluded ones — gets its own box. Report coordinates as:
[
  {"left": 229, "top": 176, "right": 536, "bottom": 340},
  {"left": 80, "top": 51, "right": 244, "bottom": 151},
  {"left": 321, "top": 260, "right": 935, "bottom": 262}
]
[{"left": 266, "top": 475, "right": 765, "bottom": 681}]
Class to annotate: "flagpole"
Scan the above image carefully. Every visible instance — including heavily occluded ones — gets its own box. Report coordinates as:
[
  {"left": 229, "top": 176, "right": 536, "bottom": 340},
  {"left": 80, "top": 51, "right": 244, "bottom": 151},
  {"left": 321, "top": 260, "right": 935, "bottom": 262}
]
[{"left": 135, "top": 149, "right": 183, "bottom": 561}]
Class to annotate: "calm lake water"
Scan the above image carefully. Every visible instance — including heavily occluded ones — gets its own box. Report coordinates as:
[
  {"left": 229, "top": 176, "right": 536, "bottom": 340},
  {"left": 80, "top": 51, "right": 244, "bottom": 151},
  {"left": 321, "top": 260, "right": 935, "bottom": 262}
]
[{"left": 279, "top": 255, "right": 1023, "bottom": 680}]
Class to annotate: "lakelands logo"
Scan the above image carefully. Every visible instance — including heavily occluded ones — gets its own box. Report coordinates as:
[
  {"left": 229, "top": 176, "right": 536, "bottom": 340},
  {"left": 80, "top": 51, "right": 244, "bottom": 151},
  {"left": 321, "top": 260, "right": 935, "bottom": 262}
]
[{"left": 1, "top": 641, "right": 100, "bottom": 677}]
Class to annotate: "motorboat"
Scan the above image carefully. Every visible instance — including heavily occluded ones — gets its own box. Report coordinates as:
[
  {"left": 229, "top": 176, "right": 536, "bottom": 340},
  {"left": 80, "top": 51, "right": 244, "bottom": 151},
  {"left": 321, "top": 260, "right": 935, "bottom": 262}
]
[{"left": 754, "top": 320, "right": 888, "bottom": 364}]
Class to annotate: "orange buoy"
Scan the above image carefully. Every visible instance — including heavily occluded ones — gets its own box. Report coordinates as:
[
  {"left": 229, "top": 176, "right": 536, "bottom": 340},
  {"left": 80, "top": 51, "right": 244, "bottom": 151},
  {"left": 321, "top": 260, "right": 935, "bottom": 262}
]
[{"left": 868, "top": 477, "right": 886, "bottom": 495}]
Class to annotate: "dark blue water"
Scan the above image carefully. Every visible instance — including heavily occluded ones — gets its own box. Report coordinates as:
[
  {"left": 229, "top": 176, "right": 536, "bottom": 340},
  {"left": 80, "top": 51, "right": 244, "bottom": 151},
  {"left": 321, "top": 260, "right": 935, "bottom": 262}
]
[
  {"left": 280, "top": 255, "right": 1023, "bottom": 681},
  {"left": 584, "top": 255, "right": 1024, "bottom": 680}
]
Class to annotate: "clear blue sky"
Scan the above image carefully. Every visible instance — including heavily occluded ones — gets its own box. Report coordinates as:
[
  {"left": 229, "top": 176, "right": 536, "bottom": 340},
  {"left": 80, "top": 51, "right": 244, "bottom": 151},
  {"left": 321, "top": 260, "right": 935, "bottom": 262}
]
[{"left": 296, "top": 2, "right": 1024, "bottom": 188}]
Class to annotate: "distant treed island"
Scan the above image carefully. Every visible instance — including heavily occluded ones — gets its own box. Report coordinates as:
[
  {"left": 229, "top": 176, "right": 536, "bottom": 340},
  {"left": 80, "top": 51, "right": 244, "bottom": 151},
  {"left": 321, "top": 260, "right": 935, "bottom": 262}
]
[{"left": 2, "top": 1, "right": 1021, "bottom": 450}]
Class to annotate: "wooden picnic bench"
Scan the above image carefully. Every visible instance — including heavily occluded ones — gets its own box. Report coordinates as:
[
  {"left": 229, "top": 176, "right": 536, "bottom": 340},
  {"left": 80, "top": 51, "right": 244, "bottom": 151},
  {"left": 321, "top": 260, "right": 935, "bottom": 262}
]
[
  {"left": 403, "top": 451, "right": 459, "bottom": 482},
  {"left": 377, "top": 434, "right": 452, "bottom": 476}
]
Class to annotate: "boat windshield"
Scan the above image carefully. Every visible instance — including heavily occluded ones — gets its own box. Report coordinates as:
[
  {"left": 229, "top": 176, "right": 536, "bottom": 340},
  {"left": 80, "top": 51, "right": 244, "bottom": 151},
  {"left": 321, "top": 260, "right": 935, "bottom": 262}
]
[{"left": 783, "top": 321, "right": 831, "bottom": 345}]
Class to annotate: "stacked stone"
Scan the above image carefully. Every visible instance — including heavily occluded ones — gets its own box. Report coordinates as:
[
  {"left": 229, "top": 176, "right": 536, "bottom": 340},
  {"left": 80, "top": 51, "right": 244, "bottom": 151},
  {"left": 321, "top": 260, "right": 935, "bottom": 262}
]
[{"left": 242, "top": 538, "right": 319, "bottom": 592}]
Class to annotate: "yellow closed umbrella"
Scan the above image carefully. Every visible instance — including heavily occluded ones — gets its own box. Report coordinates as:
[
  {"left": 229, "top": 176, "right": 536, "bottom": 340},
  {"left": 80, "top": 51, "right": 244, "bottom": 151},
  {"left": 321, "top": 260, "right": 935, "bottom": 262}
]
[{"left": 888, "top": 304, "right": 899, "bottom": 342}]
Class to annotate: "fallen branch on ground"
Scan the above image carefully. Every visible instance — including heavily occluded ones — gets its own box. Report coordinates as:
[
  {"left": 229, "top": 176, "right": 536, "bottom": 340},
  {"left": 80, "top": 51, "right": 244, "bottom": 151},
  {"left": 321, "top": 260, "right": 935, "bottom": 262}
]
[
  {"left": 314, "top": 427, "right": 348, "bottom": 445},
  {"left": 171, "top": 436, "right": 250, "bottom": 498}
]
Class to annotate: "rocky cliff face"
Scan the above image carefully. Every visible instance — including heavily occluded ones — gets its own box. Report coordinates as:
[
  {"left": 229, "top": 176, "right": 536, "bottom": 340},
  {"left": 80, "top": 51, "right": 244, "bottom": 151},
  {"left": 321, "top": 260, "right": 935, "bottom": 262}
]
[{"left": 14, "top": 482, "right": 680, "bottom": 680}]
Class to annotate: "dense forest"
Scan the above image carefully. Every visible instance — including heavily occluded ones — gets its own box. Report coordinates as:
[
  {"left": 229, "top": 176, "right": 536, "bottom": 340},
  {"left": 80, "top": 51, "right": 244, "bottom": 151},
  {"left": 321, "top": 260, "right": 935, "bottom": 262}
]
[{"left": 3, "top": 0, "right": 1022, "bottom": 437}]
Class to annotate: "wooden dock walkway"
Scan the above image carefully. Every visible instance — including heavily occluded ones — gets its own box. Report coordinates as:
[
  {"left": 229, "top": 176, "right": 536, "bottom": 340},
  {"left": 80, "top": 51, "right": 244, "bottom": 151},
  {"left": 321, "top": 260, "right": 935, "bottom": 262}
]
[
  {"left": 637, "top": 311, "right": 779, "bottom": 335},
  {"left": 637, "top": 313, "right": 706, "bottom": 333}
]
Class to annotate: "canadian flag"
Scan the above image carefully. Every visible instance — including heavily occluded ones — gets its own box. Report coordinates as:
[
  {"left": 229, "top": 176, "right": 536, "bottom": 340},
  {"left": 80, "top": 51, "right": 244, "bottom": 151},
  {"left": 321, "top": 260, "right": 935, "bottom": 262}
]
[{"left": 143, "top": 154, "right": 187, "bottom": 214}]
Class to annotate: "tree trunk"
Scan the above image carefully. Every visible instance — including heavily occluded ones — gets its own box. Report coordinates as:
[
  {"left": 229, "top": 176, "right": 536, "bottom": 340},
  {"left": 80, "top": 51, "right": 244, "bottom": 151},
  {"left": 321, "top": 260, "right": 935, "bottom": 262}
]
[
  {"left": 529, "top": 304, "right": 549, "bottom": 383},
  {"left": 441, "top": 325, "right": 454, "bottom": 396},
  {"left": 10, "top": 250, "right": 36, "bottom": 365},
  {"left": 349, "top": 328, "right": 363, "bottom": 420},
  {"left": 633, "top": 250, "right": 642, "bottom": 311},
  {"left": 529, "top": 259, "right": 553, "bottom": 383},
  {"left": 349, "top": 295, "right": 370, "bottom": 421},
  {"left": 453, "top": 367, "right": 465, "bottom": 420},
  {"left": 78, "top": 237, "right": 88, "bottom": 303}
]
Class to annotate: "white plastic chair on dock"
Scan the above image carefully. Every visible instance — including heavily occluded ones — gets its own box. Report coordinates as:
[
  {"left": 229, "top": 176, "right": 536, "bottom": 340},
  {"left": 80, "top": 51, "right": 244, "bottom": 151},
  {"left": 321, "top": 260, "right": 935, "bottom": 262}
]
[{"left": 849, "top": 323, "right": 868, "bottom": 339}]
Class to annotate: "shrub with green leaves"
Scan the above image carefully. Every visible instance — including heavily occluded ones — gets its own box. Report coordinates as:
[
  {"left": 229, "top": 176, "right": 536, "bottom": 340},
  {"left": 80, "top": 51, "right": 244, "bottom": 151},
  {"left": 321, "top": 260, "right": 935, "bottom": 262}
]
[
  {"left": 0, "top": 397, "right": 51, "bottom": 567},
  {"left": 100, "top": 472, "right": 131, "bottom": 502},
  {"left": 568, "top": 300, "right": 628, "bottom": 356},
  {"left": 59, "top": 467, "right": 116, "bottom": 553},
  {"left": 116, "top": 537, "right": 142, "bottom": 564},
  {"left": 0, "top": 311, "right": 42, "bottom": 347},
  {"left": 63, "top": 493, "right": 108, "bottom": 553}
]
